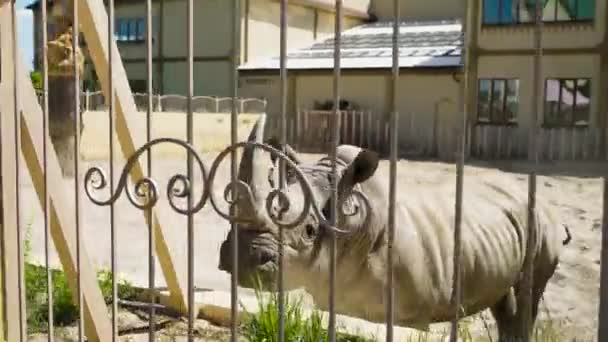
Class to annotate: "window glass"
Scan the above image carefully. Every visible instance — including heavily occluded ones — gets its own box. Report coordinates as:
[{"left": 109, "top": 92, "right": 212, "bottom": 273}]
[
  {"left": 478, "top": 79, "right": 492, "bottom": 122},
  {"left": 576, "top": 0, "right": 595, "bottom": 20},
  {"left": 499, "top": 0, "right": 515, "bottom": 23},
  {"left": 505, "top": 80, "right": 519, "bottom": 123},
  {"left": 483, "top": 0, "right": 500, "bottom": 24},
  {"left": 120, "top": 19, "right": 129, "bottom": 41},
  {"left": 573, "top": 79, "right": 590, "bottom": 124},
  {"left": 128, "top": 19, "right": 137, "bottom": 41},
  {"left": 491, "top": 80, "right": 506, "bottom": 123},
  {"left": 544, "top": 78, "right": 591, "bottom": 127},
  {"left": 137, "top": 18, "right": 145, "bottom": 40}
]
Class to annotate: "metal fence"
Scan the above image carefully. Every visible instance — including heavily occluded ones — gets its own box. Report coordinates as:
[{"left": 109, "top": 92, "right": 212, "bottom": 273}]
[
  {"left": 1, "top": 0, "right": 608, "bottom": 341},
  {"left": 34, "top": 89, "right": 268, "bottom": 113}
]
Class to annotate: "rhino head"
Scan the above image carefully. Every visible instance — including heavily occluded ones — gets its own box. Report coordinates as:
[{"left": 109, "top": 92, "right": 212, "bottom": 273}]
[{"left": 218, "top": 115, "right": 380, "bottom": 292}]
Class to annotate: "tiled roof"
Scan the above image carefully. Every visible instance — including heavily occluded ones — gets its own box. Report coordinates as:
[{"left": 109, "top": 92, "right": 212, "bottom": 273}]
[{"left": 239, "top": 19, "right": 463, "bottom": 71}]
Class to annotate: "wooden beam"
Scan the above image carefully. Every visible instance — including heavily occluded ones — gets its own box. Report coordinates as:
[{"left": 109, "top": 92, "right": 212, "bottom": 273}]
[
  {"left": 0, "top": 4, "right": 25, "bottom": 341},
  {"left": 77, "top": 0, "right": 189, "bottom": 312},
  {"left": 0, "top": 3, "right": 112, "bottom": 341}
]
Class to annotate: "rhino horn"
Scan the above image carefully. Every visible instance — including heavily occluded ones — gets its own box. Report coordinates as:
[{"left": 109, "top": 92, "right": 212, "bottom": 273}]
[{"left": 236, "top": 114, "right": 271, "bottom": 225}]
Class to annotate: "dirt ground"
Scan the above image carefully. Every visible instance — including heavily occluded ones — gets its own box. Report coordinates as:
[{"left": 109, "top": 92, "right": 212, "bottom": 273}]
[{"left": 22, "top": 154, "right": 604, "bottom": 339}]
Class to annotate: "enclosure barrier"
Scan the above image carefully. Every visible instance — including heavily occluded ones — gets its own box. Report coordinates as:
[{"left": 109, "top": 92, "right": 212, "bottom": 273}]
[
  {"left": 35, "top": 90, "right": 268, "bottom": 114},
  {"left": 1, "top": 0, "right": 608, "bottom": 341}
]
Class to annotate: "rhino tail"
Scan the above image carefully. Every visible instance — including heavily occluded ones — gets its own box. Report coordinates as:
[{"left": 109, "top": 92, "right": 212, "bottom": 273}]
[{"left": 562, "top": 224, "right": 572, "bottom": 246}]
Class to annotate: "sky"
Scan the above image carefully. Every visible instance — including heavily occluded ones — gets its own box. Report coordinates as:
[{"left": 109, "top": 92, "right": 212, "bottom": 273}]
[{"left": 16, "top": 0, "right": 35, "bottom": 71}]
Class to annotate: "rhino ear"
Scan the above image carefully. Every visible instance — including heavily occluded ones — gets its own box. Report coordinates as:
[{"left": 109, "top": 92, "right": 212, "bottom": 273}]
[
  {"left": 265, "top": 136, "right": 302, "bottom": 166},
  {"left": 337, "top": 149, "right": 379, "bottom": 195}
]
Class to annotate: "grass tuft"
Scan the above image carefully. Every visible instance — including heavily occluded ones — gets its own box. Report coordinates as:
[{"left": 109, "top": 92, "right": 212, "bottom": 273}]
[{"left": 239, "top": 277, "right": 374, "bottom": 341}]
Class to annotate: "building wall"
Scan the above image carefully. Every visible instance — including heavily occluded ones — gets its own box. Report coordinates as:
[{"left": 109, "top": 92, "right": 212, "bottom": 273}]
[
  {"left": 161, "top": 0, "right": 235, "bottom": 58},
  {"left": 114, "top": 2, "right": 162, "bottom": 60},
  {"left": 161, "top": 60, "right": 233, "bottom": 95},
  {"left": 244, "top": 0, "right": 366, "bottom": 63},
  {"left": 239, "top": 71, "right": 460, "bottom": 150}
]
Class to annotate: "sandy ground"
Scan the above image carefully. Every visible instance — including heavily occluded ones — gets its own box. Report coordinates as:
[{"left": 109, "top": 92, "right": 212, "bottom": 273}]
[{"left": 19, "top": 112, "right": 606, "bottom": 340}]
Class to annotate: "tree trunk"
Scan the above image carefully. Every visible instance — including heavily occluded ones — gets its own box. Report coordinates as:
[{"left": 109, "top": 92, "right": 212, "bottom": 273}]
[
  {"left": 46, "top": 20, "right": 84, "bottom": 179},
  {"left": 48, "top": 75, "right": 83, "bottom": 178}
]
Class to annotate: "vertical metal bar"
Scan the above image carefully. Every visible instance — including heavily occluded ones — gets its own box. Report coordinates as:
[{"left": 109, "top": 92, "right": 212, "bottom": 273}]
[
  {"left": 41, "top": 0, "right": 54, "bottom": 339},
  {"left": 229, "top": 0, "right": 240, "bottom": 339},
  {"left": 107, "top": 0, "right": 118, "bottom": 339},
  {"left": 449, "top": 0, "right": 470, "bottom": 339},
  {"left": 386, "top": 0, "right": 399, "bottom": 339},
  {"left": 522, "top": 0, "right": 543, "bottom": 339},
  {"left": 329, "top": 0, "right": 342, "bottom": 340},
  {"left": 599, "top": 177, "right": 608, "bottom": 341},
  {"left": 145, "top": 0, "right": 156, "bottom": 339},
  {"left": 186, "top": 0, "right": 195, "bottom": 338},
  {"left": 572, "top": 80, "right": 578, "bottom": 127},
  {"left": 278, "top": 0, "right": 288, "bottom": 339},
  {"left": 72, "top": 0, "right": 85, "bottom": 339},
  {"left": 10, "top": 2, "right": 26, "bottom": 340}
]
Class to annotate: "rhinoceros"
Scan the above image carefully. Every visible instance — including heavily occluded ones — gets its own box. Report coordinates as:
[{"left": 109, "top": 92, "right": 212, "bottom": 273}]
[{"left": 218, "top": 115, "right": 571, "bottom": 341}]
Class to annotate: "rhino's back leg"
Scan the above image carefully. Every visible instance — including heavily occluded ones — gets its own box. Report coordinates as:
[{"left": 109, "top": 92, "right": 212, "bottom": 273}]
[{"left": 490, "top": 259, "right": 558, "bottom": 341}]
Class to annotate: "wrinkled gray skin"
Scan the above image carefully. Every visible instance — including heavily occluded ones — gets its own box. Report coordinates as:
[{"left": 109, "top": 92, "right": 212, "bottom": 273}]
[{"left": 218, "top": 115, "right": 571, "bottom": 341}]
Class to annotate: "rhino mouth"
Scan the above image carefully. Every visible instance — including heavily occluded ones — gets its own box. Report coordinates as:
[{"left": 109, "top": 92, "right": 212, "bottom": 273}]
[{"left": 218, "top": 230, "right": 280, "bottom": 290}]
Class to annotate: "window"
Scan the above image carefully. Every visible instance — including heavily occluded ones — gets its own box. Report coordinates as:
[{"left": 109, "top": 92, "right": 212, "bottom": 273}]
[
  {"left": 114, "top": 17, "right": 147, "bottom": 42},
  {"left": 482, "top": 0, "right": 594, "bottom": 25},
  {"left": 544, "top": 78, "right": 590, "bottom": 127},
  {"left": 136, "top": 18, "right": 146, "bottom": 41},
  {"left": 129, "top": 80, "right": 147, "bottom": 93},
  {"left": 477, "top": 79, "right": 519, "bottom": 125}
]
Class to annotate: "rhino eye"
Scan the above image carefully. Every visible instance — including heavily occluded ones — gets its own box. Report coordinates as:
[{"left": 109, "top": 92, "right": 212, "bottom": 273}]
[{"left": 305, "top": 224, "right": 317, "bottom": 239}]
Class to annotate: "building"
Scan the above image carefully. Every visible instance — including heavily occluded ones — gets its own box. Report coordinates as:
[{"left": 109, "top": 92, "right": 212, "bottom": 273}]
[
  {"left": 238, "top": 0, "right": 608, "bottom": 160},
  {"left": 26, "top": 0, "right": 608, "bottom": 160},
  {"left": 26, "top": 0, "right": 371, "bottom": 95}
]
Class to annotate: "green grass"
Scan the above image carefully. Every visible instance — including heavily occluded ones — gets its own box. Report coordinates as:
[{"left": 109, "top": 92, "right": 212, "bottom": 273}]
[
  {"left": 239, "top": 277, "right": 582, "bottom": 342},
  {"left": 23, "top": 219, "right": 137, "bottom": 334},
  {"left": 239, "top": 278, "right": 374, "bottom": 342}
]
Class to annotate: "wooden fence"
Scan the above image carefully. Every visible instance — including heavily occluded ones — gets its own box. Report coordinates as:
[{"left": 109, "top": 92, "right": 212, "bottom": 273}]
[{"left": 274, "top": 109, "right": 607, "bottom": 161}]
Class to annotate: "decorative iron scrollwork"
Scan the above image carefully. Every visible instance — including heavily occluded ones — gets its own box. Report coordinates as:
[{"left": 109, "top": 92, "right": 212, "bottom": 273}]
[{"left": 84, "top": 138, "right": 372, "bottom": 235}]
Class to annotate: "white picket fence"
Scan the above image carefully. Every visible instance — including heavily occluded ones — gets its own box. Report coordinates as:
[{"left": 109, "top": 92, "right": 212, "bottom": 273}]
[{"left": 35, "top": 90, "right": 268, "bottom": 114}]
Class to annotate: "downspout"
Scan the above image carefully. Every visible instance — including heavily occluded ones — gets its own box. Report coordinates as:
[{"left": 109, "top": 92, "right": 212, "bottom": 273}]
[
  {"left": 244, "top": 0, "right": 249, "bottom": 63},
  {"left": 462, "top": 0, "right": 480, "bottom": 159},
  {"left": 159, "top": 0, "right": 164, "bottom": 94},
  {"left": 599, "top": 1, "right": 608, "bottom": 160}
]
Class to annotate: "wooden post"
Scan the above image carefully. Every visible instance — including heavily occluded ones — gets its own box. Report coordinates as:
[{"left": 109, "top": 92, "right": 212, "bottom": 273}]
[
  {"left": 0, "top": 4, "right": 113, "bottom": 340},
  {"left": 77, "top": 0, "right": 189, "bottom": 312},
  {"left": 0, "top": 4, "right": 25, "bottom": 340}
]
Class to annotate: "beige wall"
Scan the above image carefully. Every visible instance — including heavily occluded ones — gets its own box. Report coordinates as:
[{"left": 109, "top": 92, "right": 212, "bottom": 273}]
[
  {"left": 239, "top": 71, "right": 461, "bottom": 148},
  {"left": 161, "top": 0, "right": 235, "bottom": 58},
  {"left": 161, "top": 60, "right": 233, "bottom": 95},
  {"left": 245, "top": 0, "right": 365, "bottom": 62},
  {"left": 371, "top": 0, "right": 463, "bottom": 21}
]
